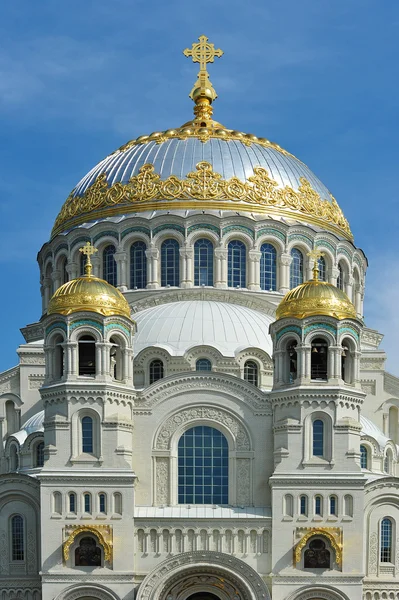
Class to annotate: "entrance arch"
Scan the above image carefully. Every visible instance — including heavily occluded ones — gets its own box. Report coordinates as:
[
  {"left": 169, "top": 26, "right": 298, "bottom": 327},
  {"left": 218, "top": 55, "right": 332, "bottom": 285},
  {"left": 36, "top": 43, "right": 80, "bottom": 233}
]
[
  {"left": 136, "top": 552, "right": 271, "bottom": 600},
  {"left": 285, "top": 586, "right": 350, "bottom": 600},
  {"left": 53, "top": 584, "right": 120, "bottom": 600}
]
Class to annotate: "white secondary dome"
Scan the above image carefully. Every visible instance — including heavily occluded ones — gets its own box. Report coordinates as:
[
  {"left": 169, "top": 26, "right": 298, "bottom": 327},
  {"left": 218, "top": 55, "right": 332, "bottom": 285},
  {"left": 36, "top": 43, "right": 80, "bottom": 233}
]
[{"left": 133, "top": 300, "right": 274, "bottom": 357}]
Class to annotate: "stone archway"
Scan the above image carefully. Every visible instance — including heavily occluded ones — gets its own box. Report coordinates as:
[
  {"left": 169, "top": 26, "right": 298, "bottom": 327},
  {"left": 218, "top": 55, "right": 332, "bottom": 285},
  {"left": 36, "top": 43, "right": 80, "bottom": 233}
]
[
  {"left": 53, "top": 584, "right": 120, "bottom": 600},
  {"left": 136, "top": 552, "right": 271, "bottom": 600},
  {"left": 285, "top": 586, "right": 350, "bottom": 600}
]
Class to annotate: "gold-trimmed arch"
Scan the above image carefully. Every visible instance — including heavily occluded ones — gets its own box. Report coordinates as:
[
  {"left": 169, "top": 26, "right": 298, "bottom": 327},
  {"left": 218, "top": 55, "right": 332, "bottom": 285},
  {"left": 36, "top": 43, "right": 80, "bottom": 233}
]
[
  {"left": 294, "top": 527, "right": 342, "bottom": 566},
  {"left": 63, "top": 524, "right": 113, "bottom": 562}
]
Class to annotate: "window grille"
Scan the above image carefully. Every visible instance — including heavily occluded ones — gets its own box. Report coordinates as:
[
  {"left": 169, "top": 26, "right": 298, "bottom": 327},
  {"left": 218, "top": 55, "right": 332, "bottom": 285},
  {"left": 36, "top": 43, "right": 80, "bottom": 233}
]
[
  {"left": 194, "top": 238, "right": 214, "bottom": 286},
  {"left": 149, "top": 359, "right": 164, "bottom": 384},
  {"left": 228, "top": 240, "right": 246, "bottom": 287},
  {"left": 313, "top": 419, "right": 324, "bottom": 457},
  {"left": 11, "top": 515, "right": 24, "bottom": 561},
  {"left": 260, "top": 243, "right": 277, "bottom": 290},
  {"left": 82, "top": 416, "right": 93, "bottom": 453},
  {"left": 161, "top": 239, "right": 180, "bottom": 286},
  {"left": 178, "top": 426, "right": 228, "bottom": 504},
  {"left": 244, "top": 360, "right": 258, "bottom": 386},
  {"left": 130, "top": 241, "right": 147, "bottom": 289},
  {"left": 103, "top": 245, "right": 117, "bottom": 286},
  {"left": 290, "top": 248, "right": 303, "bottom": 288},
  {"left": 380, "top": 518, "right": 393, "bottom": 562}
]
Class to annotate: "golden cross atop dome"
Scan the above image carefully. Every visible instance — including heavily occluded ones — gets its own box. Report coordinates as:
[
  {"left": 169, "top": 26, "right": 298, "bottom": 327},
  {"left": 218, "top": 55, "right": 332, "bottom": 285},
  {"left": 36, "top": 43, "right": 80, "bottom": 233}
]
[
  {"left": 183, "top": 35, "right": 223, "bottom": 103},
  {"left": 307, "top": 248, "right": 325, "bottom": 281},
  {"left": 79, "top": 241, "right": 98, "bottom": 277}
]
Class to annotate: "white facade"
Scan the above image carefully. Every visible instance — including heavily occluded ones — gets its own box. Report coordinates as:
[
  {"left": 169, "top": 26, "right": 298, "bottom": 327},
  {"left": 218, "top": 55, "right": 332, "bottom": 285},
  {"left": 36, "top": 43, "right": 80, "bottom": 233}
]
[{"left": 1, "top": 94, "right": 399, "bottom": 600}]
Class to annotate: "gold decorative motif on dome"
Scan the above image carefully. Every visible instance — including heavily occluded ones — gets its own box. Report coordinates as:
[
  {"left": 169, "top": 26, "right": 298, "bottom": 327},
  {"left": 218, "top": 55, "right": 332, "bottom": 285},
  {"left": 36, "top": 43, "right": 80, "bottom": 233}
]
[
  {"left": 294, "top": 527, "right": 342, "bottom": 566},
  {"left": 116, "top": 126, "right": 296, "bottom": 155},
  {"left": 63, "top": 524, "right": 113, "bottom": 562},
  {"left": 52, "top": 161, "right": 353, "bottom": 241}
]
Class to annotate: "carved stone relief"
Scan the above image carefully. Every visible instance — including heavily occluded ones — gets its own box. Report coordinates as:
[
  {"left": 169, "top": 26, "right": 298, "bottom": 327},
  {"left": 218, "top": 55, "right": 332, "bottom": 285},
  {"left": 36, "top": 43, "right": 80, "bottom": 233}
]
[
  {"left": 156, "top": 406, "right": 250, "bottom": 450},
  {"left": 0, "top": 529, "right": 8, "bottom": 574},
  {"left": 156, "top": 457, "right": 169, "bottom": 505},
  {"left": 236, "top": 458, "right": 251, "bottom": 505},
  {"left": 368, "top": 531, "right": 378, "bottom": 575}
]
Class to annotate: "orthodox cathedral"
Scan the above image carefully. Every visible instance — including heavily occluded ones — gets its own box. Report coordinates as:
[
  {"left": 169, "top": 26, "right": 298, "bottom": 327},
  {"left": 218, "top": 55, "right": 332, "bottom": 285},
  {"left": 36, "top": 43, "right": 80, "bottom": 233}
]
[{"left": 1, "top": 36, "right": 398, "bottom": 600}]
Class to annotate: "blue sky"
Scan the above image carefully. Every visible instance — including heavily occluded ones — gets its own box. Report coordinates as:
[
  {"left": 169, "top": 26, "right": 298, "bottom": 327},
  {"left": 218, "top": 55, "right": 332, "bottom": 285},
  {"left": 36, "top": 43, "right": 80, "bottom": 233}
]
[{"left": 0, "top": 0, "right": 398, "bottom": 372}]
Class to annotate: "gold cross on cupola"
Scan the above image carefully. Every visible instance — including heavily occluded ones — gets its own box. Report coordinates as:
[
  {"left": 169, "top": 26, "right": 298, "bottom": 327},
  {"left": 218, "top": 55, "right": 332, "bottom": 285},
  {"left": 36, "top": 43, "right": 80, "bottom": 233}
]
[
  {"left": 183, "top": 35, "right": 223, "bottom": 102},
  {"left": 79, "top": 241, "right": 98, "bottom": 277},
  {"left": 307, "top": 248, "right": 325, "bottom": 281}
]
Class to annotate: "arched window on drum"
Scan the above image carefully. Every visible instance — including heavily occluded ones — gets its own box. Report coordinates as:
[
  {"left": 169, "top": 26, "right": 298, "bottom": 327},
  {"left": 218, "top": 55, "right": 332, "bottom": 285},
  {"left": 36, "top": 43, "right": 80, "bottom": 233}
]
[
  {"left": 260, "top": 243, "right": 277, "bottom": 291},
  {"left": 318, "top": 256, "right": 326, "bottom": 281},
  {"left": 228, "top": 240, "right": 246, "bottom": 288},
  {"left": 196, "top": 358, "right": 212, "bottom": 372},
  {"left": 244, "top": 360, "right": 258, "bottom": 386},
  {"left": 161, "top": 239, "right": 180, "bottom": 287},
  {"left": 103, "top": 245, "right": 117, "bottom": 286},
  {"left": 290, "top": 248, "right": 303, "bottom": 288},
  {"left": 194, "top": 238, "right": 214, "bottom": 286},
  {"left": 178, "top": 426, "right": 228, "bottom": 504},
  {"left": 130, "top": 241, "right": 147, "bottom": 289}
]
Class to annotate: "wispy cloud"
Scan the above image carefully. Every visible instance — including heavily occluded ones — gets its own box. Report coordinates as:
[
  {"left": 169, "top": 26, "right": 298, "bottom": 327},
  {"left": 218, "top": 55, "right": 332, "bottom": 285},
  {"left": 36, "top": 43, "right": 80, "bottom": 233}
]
[{"left": 365, "top": 257, "right": 399, "bottom": 376}]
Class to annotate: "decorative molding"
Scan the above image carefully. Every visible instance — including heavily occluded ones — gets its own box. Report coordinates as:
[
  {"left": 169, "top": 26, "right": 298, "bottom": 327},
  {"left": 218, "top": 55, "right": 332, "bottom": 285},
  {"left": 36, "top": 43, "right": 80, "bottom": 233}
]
[
  {"left": 129, "top": 287, "right": 278, "bottom": 317},
  {"left": 138, "top": 373, "right": 270, "bottom": 412},
  {"left": 155, "top": 405, "right": 250, "bottom": 450},
  {"left": 156, "top": 457, "right": 169, "bottom": 505},
  {"left": 361, "top": 379, "right": 376, "bottom": 395},
  {"left": 63, "top": 524, "right": 113, "bottom": 562},
  {"left": 293, "top": 526, "right": 342, "bottom": 566},
  {"left": 236, "top": 458, "right": 251, "bottom": 505},
  {"left": 136, "top": 551, "right": 271, "bottom": 600}
]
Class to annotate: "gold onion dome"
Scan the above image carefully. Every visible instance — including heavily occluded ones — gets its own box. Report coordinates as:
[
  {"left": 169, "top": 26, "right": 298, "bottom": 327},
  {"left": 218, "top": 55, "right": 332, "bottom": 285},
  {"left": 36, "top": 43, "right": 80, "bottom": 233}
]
[
  {"left": 47, "top": 243, "right": 131, "bottom": 319},
  {"left": 276, "top": 251, "right": 357, "bottom": 321},
  {"left": 51, "top": 36, "right": 352, "bottom": 242}
]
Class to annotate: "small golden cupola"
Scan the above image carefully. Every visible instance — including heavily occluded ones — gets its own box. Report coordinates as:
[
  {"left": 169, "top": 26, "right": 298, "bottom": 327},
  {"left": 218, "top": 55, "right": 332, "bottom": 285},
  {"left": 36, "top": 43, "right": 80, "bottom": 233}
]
[
  {"left": 276, "top": 250, "right": 357, "bottom": 321},
  {"left": 47, "top": 242, "right": 131, "bottom": 319}
]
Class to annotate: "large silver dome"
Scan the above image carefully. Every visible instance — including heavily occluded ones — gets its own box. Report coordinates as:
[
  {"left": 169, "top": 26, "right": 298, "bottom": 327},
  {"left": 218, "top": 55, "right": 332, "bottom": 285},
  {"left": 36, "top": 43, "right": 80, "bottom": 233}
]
[{"left": 74, "top": 137, "right": 331, "bottom": 201}]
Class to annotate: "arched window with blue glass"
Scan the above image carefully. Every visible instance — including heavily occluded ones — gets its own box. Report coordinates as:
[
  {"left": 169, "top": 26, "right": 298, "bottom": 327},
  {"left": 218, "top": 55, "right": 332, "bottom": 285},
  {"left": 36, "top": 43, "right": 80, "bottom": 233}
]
[
  {"left": 194, "top": 238, "right": 214, "bottom": 286},
  {"left": 228, "top": 240, "right": 246, "bottom": 288},
  {"left": 178, "top": 426, "right": 228, "bottom": 504},
  {"left": 82, "top": 416, "right": 93, "bottom": 454},
  {"left": 260, "top": 243, "right": 277, "bottom": 291},
  {"left": 312, "top": 419, "right": 324, "bottom": 457},
  {"left": 103, "top": 245, "right": 117, "bottom": 286},
  {"left": 196, "top": 358, "right": 212, "bottom": 372},
  {"left": 337, "top": 262, "right": 344, "bottom": 290},
  {"left": 360, "top": 444, "right": 368, "bottom": 469},
  {"left": 380, "top": 518, "right": 393, "bottom": 562},
  {"left": 290, "top": 248, "right": 303, "bottom": 289},
  {"left": 130, "top": 241, "right": 147, "bottom": 289},
  {"left": 161, "top": 239, "right": 180, "bottom": 287},
  {"left": 318, "top": 256, "right": 326, "bottom": 281}
]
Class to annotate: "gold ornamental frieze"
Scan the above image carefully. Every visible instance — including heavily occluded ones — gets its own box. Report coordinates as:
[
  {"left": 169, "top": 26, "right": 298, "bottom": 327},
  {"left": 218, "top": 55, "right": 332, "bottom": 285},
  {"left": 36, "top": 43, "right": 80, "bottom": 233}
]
[{"left": 52, "top": 161, "right": 352, "bottom": 240}]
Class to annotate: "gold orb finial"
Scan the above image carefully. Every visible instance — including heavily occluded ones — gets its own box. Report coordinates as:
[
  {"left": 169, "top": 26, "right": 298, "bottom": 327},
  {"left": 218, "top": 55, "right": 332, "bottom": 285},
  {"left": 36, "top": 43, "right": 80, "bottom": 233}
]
[
  {"left": 307, "top": 248, "right": 325, "bottom": 282},
  {"left": 183, "top": 35, "right": 223, "bottom": 123},
  {"left": 79, "top": 241, "right": 98, "bottom": 276}
]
